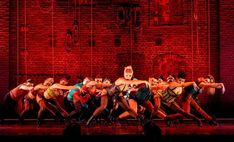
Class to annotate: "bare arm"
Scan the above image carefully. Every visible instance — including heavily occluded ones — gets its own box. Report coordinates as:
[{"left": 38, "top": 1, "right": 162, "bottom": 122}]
[
  {"left": 19, "top": 84, "right": 33, "bottom": 90},
  {"left": 220, "top": 83, "right": 226, "bottom": 94},
  {"left": 169, "top": 81, "right": 195, "bottom": 88},
  {"left": 199, "top": 82, "right": 222, "bottom": 88},
  {"left": 52, "top": 83, "right": 80, "bottom": 90},
  {"left": 115, "top": 78, "right": 150, "bottom": 86},
  {"left": 101, "top": 83, "right": 112, "bottom": 88}
]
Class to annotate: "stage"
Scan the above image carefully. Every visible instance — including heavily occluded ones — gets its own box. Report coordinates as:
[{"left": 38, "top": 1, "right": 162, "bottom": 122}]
[{"left": 0, "top": 119, "right": 234, "bottom": 142}]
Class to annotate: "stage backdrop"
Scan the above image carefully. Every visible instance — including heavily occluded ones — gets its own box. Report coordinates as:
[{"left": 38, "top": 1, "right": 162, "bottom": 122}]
[{"left": 0, "top": 0, "right": 233, "bottom": 117}]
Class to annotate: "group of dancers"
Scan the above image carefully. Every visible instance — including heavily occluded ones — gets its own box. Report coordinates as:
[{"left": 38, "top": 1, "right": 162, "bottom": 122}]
[{"left": 0, "top": 66, "right": 226, "bottom": 127}]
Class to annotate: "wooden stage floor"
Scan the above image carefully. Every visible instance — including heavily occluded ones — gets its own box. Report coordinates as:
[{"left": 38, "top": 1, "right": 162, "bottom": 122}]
[{"left": 0, "top": 119, "right": 234, "bottom": 142}]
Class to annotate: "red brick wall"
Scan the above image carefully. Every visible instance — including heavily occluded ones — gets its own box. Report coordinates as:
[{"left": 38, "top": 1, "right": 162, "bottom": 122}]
[
  {"left": 220, "top": 0, "right": 234, "bottom": 109},
  {"left": 2, "top": 0, "right": 221, "bottom": 106},
  {"left": 8, "top": 0, "right": 219, "bottom": 83},
  {"left": 0, "top": 0, "right": 9, "bottom": 98}
]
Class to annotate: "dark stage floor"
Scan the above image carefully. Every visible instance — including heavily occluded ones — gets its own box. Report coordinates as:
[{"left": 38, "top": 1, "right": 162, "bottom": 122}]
[{"left": 0, "top": 119, "right": 234, "bottom": 142}]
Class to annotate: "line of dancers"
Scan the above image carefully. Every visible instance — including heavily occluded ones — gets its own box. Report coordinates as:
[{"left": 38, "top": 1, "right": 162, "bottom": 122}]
[{"left": 0, "top": 66, "right": 225, "bottom": 127}]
